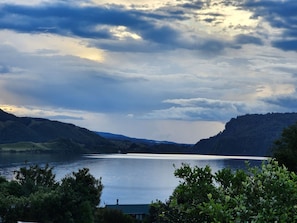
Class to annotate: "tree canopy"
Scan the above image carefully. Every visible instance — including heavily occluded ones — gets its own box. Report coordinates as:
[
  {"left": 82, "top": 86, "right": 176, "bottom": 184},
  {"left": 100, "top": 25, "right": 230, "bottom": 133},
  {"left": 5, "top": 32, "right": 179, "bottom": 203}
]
[
  {"left": 151, "top": 160, "right": 297, "bottom": 222},
  {"left": 0, "top": 164, "right": 103, "bottom": 223},
  {"left": 272, "top": 122, "right": 297, "bottom": 172}
]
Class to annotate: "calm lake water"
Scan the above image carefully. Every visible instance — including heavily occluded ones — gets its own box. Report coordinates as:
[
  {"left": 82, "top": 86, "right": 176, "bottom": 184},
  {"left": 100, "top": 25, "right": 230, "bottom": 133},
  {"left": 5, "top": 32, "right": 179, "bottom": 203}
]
[{"left": 0, "top": 153, "right": 267, "bottom": 206}]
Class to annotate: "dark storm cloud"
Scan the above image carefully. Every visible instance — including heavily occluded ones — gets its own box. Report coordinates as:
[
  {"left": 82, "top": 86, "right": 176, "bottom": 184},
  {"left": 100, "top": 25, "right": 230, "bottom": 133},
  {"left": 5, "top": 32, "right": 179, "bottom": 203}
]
[
  {"left": 264, "top": 95, "right": 297, "bottom": 110},
  {"left": 0, "top": 65, "right": 11, "bottom": 74},
  {"left": 0, "top": 2, "right": 232, "bottom": 53},
  {"left": 243, "top": 0, "right": 297, "bottom": 51},
  {"left": 141, "top": 25, "right": 180, "bottom": 45},
  {"left": 0, "top": 3, "right": 184, "bottom": 46},
  {"left": 198, "top": 40, "right": 227, "bottom": 53},
  {"left": 180, "top": 1, "right": 205, "bottom": 10},
  {"left": 234, "top": 34, "right": 263, "bottom": 45},
  {"left": 203, "top": 18, "right": 216, "bottom": 23},
  {"left": 147, "top": 97, "right": 251, "bottom": 122},
  {"left": 272, "top": 40, "right": 297, "bottom": 52},
  {"left": 0, "top": 4, "right": 133, "bottom": 38}
]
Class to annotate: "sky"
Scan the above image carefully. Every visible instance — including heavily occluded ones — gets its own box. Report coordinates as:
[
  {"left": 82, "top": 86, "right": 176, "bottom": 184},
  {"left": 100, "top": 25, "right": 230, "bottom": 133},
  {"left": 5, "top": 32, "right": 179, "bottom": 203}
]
[{"left": 0, "top": 0, "right": 297, "bottom": 144}]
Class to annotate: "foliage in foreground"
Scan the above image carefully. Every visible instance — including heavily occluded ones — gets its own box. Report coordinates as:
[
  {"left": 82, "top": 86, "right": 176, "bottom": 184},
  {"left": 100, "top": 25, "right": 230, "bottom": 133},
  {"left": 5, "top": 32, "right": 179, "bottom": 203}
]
[
  {"left": 0, "top": 164, "right": 103, "bottom": 223},
  {"left": 95, "top": 208, "right": 137, "bottom": 223},
  {"left": 272, "top": 121, "right": 297, "bottom": 172},
  {"left": 151, "top": 159, "right": 297, "bottom": 222}
]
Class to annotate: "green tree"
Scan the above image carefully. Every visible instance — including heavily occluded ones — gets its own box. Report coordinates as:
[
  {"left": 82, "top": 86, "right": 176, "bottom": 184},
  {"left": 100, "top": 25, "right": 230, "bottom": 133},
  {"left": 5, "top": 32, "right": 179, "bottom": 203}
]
[
  {"left": 153, "top": 160, "right": 297, "bottom": 222},
  {"left": 14, "top": 163, "right": 57, "bottom": 195},
  {"left": 0, "top": 164, "right": 58, "bottom": 223},
  {"left": 95, "top": 208, "right": 136, "bottom": 223},
  {"left": 60, "top": 168, "right": 103, "bottom": 223},
  {"left": 272, "top": 122, "right": 297, "bottom": 172},
  {"left": 0, "top": 164, "right": 103, "bottom": 223}
]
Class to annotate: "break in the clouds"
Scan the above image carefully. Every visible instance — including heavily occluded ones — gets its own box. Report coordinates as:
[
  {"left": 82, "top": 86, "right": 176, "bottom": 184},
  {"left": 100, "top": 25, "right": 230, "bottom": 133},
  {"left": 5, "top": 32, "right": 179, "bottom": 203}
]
[{"left": 0, "top": 0, "right": 297, "bottom": 143}]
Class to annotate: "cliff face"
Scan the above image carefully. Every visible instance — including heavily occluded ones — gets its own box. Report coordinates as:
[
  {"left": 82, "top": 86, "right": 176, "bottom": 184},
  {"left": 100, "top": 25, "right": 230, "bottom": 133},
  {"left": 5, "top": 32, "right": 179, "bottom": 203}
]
[
  {"left": 193, "top": 113, "right": 297, "bottom": 156},
  {"left": 0, "top": 109, "right": 116, "bottom": 153}
]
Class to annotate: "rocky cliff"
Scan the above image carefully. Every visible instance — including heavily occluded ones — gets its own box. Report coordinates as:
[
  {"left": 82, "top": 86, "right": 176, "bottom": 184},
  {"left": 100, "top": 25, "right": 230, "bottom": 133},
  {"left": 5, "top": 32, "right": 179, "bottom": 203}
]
[{"left": 193, "top": 113, "right": 297, "bottom": 156}]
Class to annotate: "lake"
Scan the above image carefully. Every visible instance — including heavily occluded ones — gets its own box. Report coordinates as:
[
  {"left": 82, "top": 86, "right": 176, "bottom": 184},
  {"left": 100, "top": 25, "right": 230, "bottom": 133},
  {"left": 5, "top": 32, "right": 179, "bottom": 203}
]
[{"left": 0, "top": 153, "right": 267, "bottom": 206}]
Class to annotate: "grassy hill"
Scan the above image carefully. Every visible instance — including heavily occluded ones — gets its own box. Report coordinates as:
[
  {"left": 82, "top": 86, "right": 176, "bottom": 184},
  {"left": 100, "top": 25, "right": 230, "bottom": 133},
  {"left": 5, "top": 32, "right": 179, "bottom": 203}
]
[
  {"left": 0, "top": 109, "right": 191, "bottom": 154},
  {"left": 0, "top": 109, "right": 117, "bottom": 154}
]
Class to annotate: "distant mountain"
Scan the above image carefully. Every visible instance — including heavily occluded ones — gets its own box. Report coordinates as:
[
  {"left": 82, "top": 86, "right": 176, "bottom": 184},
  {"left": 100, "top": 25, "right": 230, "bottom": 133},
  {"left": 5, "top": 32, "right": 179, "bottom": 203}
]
[
  {"left": 96, "top": 132, "right": 192, "bottom": 154},
  {"left": 193, "top": 113, "right": 297, "bottom": 156},
  {"left": 7, "top": 108, "right": 295, "bottom": 156},
  {"left": 96, "top": 132, "right": 179, "bottom": 145},
  {"left": 0, "top": 109, "right": 117, "bottom": 153}
]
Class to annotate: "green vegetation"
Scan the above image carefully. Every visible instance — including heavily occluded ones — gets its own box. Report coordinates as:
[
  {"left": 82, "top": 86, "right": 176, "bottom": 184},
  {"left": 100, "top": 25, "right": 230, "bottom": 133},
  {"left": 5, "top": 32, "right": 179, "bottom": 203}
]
[
  {"left": 0, "top": 108, "right": 117, "bottom": 154},
  {"left": 2, "top": 160, "right": 297, "bottom": 222},
  {"left": 95, "top": 208, "right": 137, "bottom": 223},
  {"left": 0, "top": 164, "right": 139, "bottom": 223},
  {"left": 0, "top": 164, "right": 103, "bottom": 223},
  {"left": 272, "top": 122, "right": 297, "bottom": 172},
  {"left": 151, "top": 160, "right": 297, "bottom": 222},
  {"left": 0, "top": 139, "right": 87, "bottom": 153},
  {"left": 0, "top": 108, "right": 190, "bottom": 154},
  {"left": 3, "top": 111, "right": 297, "bottom": 222},
  {"left": 0, "top": 141, "right": 51, "bottom": 152}
]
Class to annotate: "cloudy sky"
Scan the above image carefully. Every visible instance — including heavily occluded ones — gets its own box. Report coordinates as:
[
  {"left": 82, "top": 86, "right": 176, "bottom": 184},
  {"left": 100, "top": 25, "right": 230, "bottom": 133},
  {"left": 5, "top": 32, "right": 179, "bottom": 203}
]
[{"left": 0, "top": 0, "right": 297, "bottom": 143}]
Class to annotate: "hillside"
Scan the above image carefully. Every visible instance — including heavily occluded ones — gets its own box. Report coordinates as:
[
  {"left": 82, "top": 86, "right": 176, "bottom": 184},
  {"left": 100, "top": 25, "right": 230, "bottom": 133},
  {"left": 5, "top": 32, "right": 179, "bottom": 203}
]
[
  {"left": 193, "top": 113, "right": 297, "bottom": 156},
  {"left": 0, "top": 109, "right": 117, "bottom": 153},
  {"left": 96, "top": 132, "right": 192, "bottom": 154},
  {"left": 97, "top": 132, "right": 180, "bottom": 145},
  {"left": 3, "top": 109, "right": 295, "bottom": 156}
]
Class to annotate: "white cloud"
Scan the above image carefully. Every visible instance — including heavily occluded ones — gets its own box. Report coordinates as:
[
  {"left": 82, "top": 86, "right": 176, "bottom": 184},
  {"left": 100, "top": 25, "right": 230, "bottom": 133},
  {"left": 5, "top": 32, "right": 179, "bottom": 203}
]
[{"left": 1, "top": 0, "right": 297, "bottom": 143}]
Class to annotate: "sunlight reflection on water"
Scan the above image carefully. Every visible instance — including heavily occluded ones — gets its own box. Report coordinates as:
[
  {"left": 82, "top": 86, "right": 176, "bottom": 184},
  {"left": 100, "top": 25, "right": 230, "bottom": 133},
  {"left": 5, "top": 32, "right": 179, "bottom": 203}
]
[{"left": 84, "top": 153, "right": 268, "bottom": 160}]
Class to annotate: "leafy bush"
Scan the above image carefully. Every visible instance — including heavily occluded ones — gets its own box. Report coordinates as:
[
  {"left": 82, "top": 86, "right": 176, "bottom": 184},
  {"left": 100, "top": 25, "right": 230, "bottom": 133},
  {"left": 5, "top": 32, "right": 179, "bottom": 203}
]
[
  {"left": 0, "top": 164, "right": 103, "bottom": 223},
  {"left": 272, "top": 122, "right": 297, "bottom": 172},
  {"left": 152, "top": 160, "right": 297, "bottom": 222},
  {"left": 95, "top": 208, "right": 136, "bottom": 223}
]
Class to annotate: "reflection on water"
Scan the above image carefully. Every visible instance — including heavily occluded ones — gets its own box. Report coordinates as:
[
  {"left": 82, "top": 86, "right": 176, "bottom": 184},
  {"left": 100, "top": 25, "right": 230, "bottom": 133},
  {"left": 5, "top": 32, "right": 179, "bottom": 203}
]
[
  {"left": 0, "top": 153, "right": 267, "bottom": 205},
  {"left": 84, "top": 153, "right": 267, "bottom": 161},
  {"left": 0, "top": 153, "right": 84, "bottom": 179}
]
